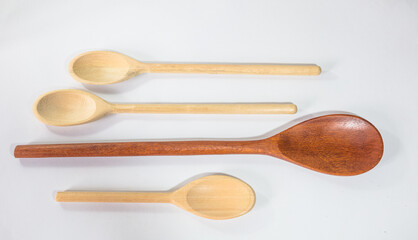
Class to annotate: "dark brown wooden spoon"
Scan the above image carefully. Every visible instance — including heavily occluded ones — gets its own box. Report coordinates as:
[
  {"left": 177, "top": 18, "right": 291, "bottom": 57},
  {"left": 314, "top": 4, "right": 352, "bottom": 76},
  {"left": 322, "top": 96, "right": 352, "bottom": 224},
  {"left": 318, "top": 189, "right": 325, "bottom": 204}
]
[{"left": 14, "top": 114, "right": 384, "bottom": 176}]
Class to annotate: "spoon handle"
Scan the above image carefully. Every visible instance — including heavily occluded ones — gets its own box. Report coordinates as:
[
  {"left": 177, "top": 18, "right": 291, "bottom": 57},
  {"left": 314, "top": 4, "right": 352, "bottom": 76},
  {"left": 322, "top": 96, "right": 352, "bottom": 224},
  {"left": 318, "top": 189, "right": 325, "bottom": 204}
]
[
  {"left": 148, "top": 63, "right": 321, "bottom": 75},
  {"left": 111, "top": 103, "right": 297, "bottom": 114},
  {"left": 15, "top": 140, "right": 270, "bottom": 158},
  {"left": 56, "top": 192, "right": 171, "bottom": 203}
]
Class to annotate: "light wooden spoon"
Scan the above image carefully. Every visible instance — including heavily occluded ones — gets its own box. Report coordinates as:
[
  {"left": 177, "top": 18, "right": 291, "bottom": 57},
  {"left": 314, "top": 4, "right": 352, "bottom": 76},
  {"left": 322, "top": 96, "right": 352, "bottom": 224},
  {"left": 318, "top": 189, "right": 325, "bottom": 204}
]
[
  {"left": 33, "top": 89, "right": 297, "bottom": 126},
  {"left": 56, "top": 175, "right": 255, "bottom": 220},
  {"left": 69, "top": 51, "right": 321, "bottom": 84}
]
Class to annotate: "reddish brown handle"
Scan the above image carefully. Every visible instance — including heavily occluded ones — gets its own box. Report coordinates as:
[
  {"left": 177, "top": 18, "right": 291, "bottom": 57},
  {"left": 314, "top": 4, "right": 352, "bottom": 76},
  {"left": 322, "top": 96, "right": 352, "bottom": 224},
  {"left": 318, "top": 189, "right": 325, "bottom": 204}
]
[{"left": 14, "top": 140, "right": 269, "bottom": 158}]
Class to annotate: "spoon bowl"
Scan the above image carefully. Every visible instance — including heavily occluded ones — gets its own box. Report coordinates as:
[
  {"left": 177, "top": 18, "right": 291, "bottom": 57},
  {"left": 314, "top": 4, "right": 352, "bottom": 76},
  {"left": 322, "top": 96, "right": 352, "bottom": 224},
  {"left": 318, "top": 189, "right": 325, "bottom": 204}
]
[
  {"left": 69, "top": 51, "right": 146, "bottom": 84},
  {"left": 269, "top": 114, "right": 384, "bottom": 175},
  {"left": 172, "top": 175, "right": 255, "bottom": 219},
  {"left": 56, "top": 175, "right": 255, "bottom": 220},
  {"left": 33, "top": 89, "right": 110, "bottom": 126}
]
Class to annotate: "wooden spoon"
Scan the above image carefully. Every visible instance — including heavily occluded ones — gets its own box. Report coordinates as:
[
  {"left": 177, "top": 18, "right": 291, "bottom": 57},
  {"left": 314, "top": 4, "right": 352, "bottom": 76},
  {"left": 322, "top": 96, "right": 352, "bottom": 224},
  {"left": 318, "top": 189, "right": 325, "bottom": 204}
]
[
  {"left": 56, "top": 175, "right": 255, "bottom": 220},
  {"left": 69, "top": 51, "right": 322, "bottom": 84},
  {"left": 33, "top": 89, "right": 297, "bottom": 126},
  {"left": 15, "top": 114, "right": 384, "bottom": 176}
]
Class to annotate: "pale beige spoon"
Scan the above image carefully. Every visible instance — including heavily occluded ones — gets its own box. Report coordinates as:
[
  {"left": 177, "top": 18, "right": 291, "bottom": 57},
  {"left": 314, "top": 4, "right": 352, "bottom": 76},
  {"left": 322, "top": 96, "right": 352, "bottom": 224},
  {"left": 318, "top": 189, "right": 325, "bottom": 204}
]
[
  {"left": 56, "top": 175, "right": 256, "bottom": 220},
  {"left": 33, "top": 89, "right": 297, "bottom": 126},
  {"left": 69, "top": 51, "right": 321, "bottom": 84}
]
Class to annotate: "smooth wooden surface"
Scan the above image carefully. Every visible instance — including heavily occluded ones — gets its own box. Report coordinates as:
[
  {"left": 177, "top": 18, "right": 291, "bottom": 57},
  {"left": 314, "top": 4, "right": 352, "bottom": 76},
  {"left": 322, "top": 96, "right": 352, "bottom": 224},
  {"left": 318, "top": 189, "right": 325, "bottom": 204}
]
[
  {"left": 33, "top": 89, "right": 111, "bottom": 126},
  {"left": 56, "top": 175, "right": 256, "bottom": 220},
  {"left": 33, "top": 89, "right": 297, "bottom": 126},
  {"left": 57, "top": 192, "right": 172, "bottom": 203},
  {"left": 15, "top": 114, "right": 384, "bottom": 176},
  {"left": 147, "top": 63, "right": 321, "bottom": 75},
  {"left": 111, "top": 103, "right": 297, "bottom": 114},
  {"left": 69, "top": 51, "right": 321, "bottom": 84}
]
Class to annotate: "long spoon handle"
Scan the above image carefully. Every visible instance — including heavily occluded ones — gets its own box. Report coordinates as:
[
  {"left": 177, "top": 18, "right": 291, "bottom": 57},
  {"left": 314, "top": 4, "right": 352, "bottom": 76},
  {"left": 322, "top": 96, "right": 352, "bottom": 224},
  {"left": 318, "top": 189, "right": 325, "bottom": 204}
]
[
  {"left": 111, "top": 103, "right": 297, "bottom": 114},
  {"left": 56, "top": 192, "right": 171, "bottom": 203},
  {"left": 147, "top": 63, "right": 321, "bottom": 75},
  {"left": 14, "top": 140, "right": 270, "bottom": 158}
]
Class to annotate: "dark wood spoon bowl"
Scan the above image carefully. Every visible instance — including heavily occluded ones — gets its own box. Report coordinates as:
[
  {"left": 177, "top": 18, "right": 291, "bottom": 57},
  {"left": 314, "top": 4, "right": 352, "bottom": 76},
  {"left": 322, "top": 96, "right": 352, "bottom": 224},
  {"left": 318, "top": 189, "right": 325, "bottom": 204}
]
[
  {"left": 267, "top": 114, "right": 384, "bottom": 175},
  {"left": 15, "top": 114, "right": 384, "bottom": 176}
]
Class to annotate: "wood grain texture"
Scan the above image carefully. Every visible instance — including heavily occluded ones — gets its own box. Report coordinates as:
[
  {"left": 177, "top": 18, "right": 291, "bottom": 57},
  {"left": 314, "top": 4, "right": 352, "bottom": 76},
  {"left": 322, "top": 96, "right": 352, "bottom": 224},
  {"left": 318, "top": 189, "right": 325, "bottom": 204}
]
[
  {"left": 33, "top": 89, "right": 297, "bottom": 126},
  {"left": 15, "top": 114, "right": 384, "bottom": 176},
  {"left": 56, "top": 192, "right": 172, "bottom": 203},
  {"left": 111, "top": 103, "right": 297, "bottom": 114},
  {"left": 56, "top": 175, "right": 256, "bottom": 220},
  {"left": 69, "top": 51, "right": 321, "bottom": 85},
  {"left": 272, "top": 115, "right": 384, "bottom": 175},
  {"left": 147, "top": 63, "right": 321, "bottom": 75}
]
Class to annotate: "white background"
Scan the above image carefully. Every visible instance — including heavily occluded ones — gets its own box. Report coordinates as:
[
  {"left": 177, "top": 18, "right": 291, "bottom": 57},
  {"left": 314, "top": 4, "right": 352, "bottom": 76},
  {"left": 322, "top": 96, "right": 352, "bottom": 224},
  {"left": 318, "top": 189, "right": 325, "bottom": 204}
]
[{"left": 1, "top": 0, "right": 417, "bottom": 239}]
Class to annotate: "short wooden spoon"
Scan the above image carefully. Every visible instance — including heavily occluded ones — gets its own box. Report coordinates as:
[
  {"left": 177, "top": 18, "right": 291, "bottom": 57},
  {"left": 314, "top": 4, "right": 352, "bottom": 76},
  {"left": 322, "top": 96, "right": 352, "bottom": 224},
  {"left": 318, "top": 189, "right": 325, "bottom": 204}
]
[
  {"left": 56, "top": 175, "right": 255, "bottom": 220},
  {"left": 33, "top": 89, "right": 297, "bottom": 126},
  {"left": 69, "top": 51, "right": 321, "bottom": 84},
  {"left": 15, "top": 114, "right": 384, "bottom": 176}
]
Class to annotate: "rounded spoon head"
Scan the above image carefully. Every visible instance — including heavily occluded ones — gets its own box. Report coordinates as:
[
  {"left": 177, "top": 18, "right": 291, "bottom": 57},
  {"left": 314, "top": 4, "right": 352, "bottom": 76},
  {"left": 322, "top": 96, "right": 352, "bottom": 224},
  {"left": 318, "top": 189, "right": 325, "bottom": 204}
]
[
  {"left": 33, "top": 89, "right": 110, "bottom": 126},
  {"left": 69, "top": 51, "right": 146, "bottom": 85},
  {"left": 271, "top": 114, "right": 384, "bottom": 176},
  {"left": 172, "top": 175, "right": 255, "bottom": 220}
]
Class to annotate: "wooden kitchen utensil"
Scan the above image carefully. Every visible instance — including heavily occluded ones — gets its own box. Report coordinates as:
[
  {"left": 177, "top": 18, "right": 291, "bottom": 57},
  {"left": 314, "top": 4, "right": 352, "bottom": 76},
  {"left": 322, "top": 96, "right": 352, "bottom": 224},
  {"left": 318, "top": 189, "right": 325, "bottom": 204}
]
[
  {"left": 69, "top": 51, "right": 321, "bottom": 84},
  {"left": 33, "top": 89, "right": 297, "bottom": 126},
  {"left": 56, "top": 175, "right": 255, "bottom": 220},
  {"left": 15, "top": 114, "right": 383, "bottom": 175}
]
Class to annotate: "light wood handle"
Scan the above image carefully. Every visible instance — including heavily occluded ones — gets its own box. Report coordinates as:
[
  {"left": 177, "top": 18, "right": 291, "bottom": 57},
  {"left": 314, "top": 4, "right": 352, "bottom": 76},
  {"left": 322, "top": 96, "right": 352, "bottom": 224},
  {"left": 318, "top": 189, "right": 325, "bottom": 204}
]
[
  {"left": 111, "top": 103, "right": 297, "bottom": 114},
  {"left": 56, "top": 192, "right": 171, "bottom": 203},
  {"left": 148, "top": 63, "right": 321, "bottom": 75}
]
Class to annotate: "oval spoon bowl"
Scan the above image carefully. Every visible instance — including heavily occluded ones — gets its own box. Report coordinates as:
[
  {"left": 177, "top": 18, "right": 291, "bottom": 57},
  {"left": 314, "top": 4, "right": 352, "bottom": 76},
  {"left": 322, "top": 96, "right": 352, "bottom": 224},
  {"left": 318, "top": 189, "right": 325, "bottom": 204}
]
[
  {"left": 33, "top": 89, "right": 110, "bottom": 126},
  {"left": 172, "top": 175, "right": 256, "bottom": 220},
  {"left": 272, "top": 114, "right": 384, "bottom": 175},
  {"left": 69, "top": 51, "right": 142, "bottom": 84}
]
